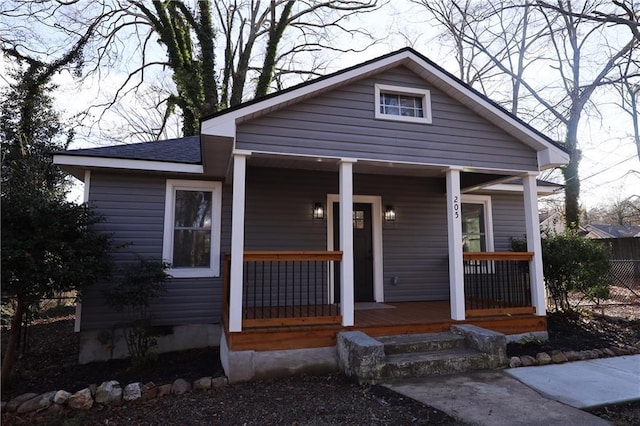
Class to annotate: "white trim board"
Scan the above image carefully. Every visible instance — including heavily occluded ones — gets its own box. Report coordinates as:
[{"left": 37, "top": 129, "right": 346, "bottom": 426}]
[
  {"left": 326, "top": 194, "right": 384, "bottom": 303},
  {"left": 54, "top": 154, "right": 204, "bottom": 174}
]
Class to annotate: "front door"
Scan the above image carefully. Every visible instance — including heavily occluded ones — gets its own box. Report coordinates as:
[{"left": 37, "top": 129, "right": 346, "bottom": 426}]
[{"left": 333, "top": 202, "right": 374, "bottom": 302}]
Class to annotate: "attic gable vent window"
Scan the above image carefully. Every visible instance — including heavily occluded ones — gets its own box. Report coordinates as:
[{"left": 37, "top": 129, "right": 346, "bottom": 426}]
[{"left": 375, "top": 84, "right": 432, "bottom": 124}]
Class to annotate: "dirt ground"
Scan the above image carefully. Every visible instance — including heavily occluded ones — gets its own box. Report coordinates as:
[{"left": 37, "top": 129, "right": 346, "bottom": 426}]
[{"left": 2, "top": 306, "right": 639, "bottom": 425}]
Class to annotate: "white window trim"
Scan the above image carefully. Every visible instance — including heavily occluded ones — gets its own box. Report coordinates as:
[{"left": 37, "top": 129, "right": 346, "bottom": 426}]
[
  {"left": 461, "top": 194, "right": 494, "bottom": 252},
  {"left": 162, "top": 179, "right": 222, "bottom": 278},
  {"left": 374, "top": 83, "right": 432, "bottom": 124}
]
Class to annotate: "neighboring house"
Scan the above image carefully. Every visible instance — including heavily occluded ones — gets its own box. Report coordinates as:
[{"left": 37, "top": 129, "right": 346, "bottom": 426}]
[
  {"left": 54, "top": 48, "right": 570, "bottom": 382},
  {"left": 583, "top": 224, "right": 640, "bottom": 239},
  {"left": 539, "top": 210, "right": 566, "bottom": 235}
]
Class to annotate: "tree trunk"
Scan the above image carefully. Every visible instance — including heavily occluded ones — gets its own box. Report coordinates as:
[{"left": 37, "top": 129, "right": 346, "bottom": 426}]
[
  {"left": 563, "top": 116, "right": 581, "bottom": 228},
  {"left": 1, "top": 299, "right": 25, "bottom": 388}
]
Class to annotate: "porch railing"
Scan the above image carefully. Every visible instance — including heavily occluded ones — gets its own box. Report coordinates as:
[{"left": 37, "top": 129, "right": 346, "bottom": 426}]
[
  {"left": 463, "top": 252, "right": 535, "bottom": 317},
  {"left": 224, "top": 251, "right": 343, "bottom": 328}
]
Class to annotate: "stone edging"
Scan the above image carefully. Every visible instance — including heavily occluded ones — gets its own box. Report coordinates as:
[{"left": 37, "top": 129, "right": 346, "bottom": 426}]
[
  {"left": 508, "top": 345, "right": 638, "bottom": 368},
  {"left": 1, "top": 376, "right": 228, "bottom": 418}
]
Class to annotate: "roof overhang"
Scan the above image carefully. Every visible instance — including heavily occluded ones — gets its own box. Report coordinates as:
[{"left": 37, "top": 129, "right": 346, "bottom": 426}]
[
  {"left": 53, "top": 154, "right": 203, "bottom": 180},
  {"left": 201, "top": 48, "right": 570, "bottom": 170},
  {"left": 201, "top": 135, "right": 234, "bottom": 178}
]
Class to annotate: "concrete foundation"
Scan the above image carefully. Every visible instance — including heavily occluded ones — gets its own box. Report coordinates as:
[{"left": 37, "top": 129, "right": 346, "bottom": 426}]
[
  {"left": 220, "top": 333, "right": 339, "bottom": 383},
  {"left": 79, "top": 323, "right": 222, "bottom": 364}
]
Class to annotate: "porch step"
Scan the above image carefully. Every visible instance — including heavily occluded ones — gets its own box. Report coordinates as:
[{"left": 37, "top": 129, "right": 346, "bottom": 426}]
[
  {"left": 377, "top": 332, "right": 466, "bottom": 355},
  {"left": 381, "top": 348, "right": 492, "bottom": 380}
]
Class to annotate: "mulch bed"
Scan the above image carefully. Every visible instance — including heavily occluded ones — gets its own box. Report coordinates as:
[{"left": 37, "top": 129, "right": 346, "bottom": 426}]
[
  {"left": 2, "top": 306, "right": 640, "bottom": 425},
  {"left": 507, "top": 310, "right": 640, "bottom": 357}
]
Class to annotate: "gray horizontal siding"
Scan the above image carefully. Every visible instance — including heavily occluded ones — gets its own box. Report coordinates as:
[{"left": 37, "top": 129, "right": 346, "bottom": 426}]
[
  {"left": 81, "top": 172, "right": 229, "bottom": 330},
  {"left": 236, "top": 66, "right": 537, "bottom": 171},
  {"left": 490, "top": 192, "right": 527, "bottom": 251}
]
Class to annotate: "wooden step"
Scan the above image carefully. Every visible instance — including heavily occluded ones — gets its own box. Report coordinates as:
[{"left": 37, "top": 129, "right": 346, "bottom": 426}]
[{"left": 377, "top": 332, "right": 467, "bottom": 355}]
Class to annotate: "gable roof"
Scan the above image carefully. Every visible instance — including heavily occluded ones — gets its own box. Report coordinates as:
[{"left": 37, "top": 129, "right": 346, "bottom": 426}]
[
  {"left": 584, "top": 224, "right": 640, "bottom": 238},
  {"left": 201, "top": 47, "right": 570, "bottom": 170}
]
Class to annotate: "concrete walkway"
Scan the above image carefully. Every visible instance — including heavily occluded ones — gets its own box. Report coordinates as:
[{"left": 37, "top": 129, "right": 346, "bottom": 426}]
[
  {"left": 383, "top": 370, "right": 611, "bottom": 426},
  {"left": 506, "top": 355, "right": 640, "bottom": 409}
]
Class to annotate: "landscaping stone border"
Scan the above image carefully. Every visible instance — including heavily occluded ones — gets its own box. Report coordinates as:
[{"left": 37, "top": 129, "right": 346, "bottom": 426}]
[
  {"left": 508, "top": 344, "right": 639, "bottom": 368},
  {"left": 1, "top": 375, "right": 228, "bottom": 419}
]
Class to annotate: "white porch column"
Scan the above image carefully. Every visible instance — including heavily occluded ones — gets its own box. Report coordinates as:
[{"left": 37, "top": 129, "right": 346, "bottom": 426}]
[
  {"left": 229, "top": 152, "right": 249, "bottom": 332},
  {"left": 446, "top": 168, "right": 465, "bottom": 320},
  {"left": 339, "top": 159, "right": 356, "bottom": 326},
  {"left": 523, "top": 173, "right": 546, "bottom": 316}
]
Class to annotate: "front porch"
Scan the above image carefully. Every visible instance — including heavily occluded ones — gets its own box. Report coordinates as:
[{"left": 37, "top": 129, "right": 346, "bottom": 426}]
[{"left": 222, "top": 250, "right": 545, "bottom": 352}]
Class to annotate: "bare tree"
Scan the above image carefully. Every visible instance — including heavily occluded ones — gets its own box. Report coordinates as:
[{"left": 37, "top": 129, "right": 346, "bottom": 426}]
[
  {"left": 3, "top": 1, "right": 381, "bottom": 138},
  {"left": 417, "top": 0, "right": 640, "bottom": 228}
]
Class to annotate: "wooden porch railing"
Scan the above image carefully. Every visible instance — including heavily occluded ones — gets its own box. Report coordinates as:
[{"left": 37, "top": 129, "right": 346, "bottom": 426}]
[
  {"left": 224, "top": 251, "right": 343, "bottom": 328},
  {"left": 463, "top": 252, "right": 535, "bottom": 317}
]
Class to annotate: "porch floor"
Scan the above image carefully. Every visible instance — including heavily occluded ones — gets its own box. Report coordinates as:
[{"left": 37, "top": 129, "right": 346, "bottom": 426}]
[{"left": 227, "top": 301, "right": 546, "bottom": 352}]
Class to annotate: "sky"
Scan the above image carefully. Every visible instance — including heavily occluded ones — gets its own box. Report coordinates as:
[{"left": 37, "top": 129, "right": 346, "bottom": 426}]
[{"left": 3, "top": 0, "right": 638, "bottom": 211}]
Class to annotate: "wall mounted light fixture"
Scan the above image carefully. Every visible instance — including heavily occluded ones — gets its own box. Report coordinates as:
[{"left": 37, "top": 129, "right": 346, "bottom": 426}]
[
  {"left": 384, "top": 205, "right": 396, "bottom": 222},
  {"left": 313, "top": 203, "right": 325, "bottom": 220}
]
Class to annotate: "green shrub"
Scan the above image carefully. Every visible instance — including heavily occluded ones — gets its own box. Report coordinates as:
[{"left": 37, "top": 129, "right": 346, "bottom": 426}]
[
  {"left": 104, "top": 258, "right": 170, "bottom": 366},
  {"left": 542, "top": 230, "right": 611, "bottom": 311}
]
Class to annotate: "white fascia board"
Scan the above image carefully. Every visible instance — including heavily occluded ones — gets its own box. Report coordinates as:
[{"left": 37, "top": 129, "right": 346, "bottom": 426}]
[
  {"left": 53, "top": 154, "right": 203, "bottom": 174},
  {"left": 537, "top": 148, "right": 571, "bottom": 169},
  {"left": 482, "top": 183, "right": 559, "bottom": 196},
  {"left": 200, "top": 52, "right": 412, "bottom": 137},
  {"left": 405, "top": 52, "right": 569, "bottom": 167}
]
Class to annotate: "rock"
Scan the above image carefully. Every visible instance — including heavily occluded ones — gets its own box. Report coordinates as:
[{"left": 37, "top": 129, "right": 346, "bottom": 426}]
[
  {"left": 95, "top": 380, "right": 122, "bottom": 404},
  {"left": 536, "top": 352, "right": 551, "bottom": 365},
  {"left": 211, "top": 377, "right": 228, "bottom": 389},
  {"left": 171, "top": 378, "right": 191, "bottom": 395},
  {"left": 68, "top": 388, "right": 94, "bottom": 410},
  {"left": 141, "top": 382, "right": 159, "bottom": 400},
  {"left": 193, "top": 377, "right": 212, "bottom": 391},
  {"left": 53, "top": 390, "right": 71, "bottom": 405},
  {"left": 520, "top": 355, "right": 537, "bottom": 366},
  {"left": 17, "top": 391, "right": 55, "bottom": 414},
  {"left": 509, "top": 356, "right": 522, "bottom": 368},
  {"left": 157, "top": 384, "right": 172, "bottom": 397},
  {"left": 581, "top": 350, "right": 595, "bottom": 359},
  {"left": 593, "top": 349, "right": 604, "bottom": 358},
  {"left": 89, "top": 383, "right": 97, "bottom": 396},
  {"left": 564, "top": 351, "right": 580, "bottom": 361},
  {"left": 550, "top": 351, "right": 568, "bottom": 364},
  {"left": 575, "top": 351, "right": 588, "bottom": 360},
  {"left": 614, "top": 347, "right": 631, "bottom": 356},
  {"left": 123, "top": 383, "right": 142, "bottom": 401},
  {"left": 603, "top": 348, "right": 616, "bottom": 357},
  {"left": 46, "top": 403, "right": 64, "bottom": 415},
  {"left": 6, "top": 393, "right": 38, "bottom": 412}
]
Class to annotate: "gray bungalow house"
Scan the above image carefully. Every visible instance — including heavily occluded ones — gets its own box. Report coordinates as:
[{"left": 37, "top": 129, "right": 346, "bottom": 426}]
[{"left": 54, "top": 48, "right": 569, "bottom": 382}]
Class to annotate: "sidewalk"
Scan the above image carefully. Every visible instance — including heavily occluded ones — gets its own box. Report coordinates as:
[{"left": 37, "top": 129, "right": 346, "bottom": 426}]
[
  {"left": 381, "top": 356, "right": 640, "bottom": 426},
  {"left": 506, "top": 354, "right": 640, "bottom": 409}
]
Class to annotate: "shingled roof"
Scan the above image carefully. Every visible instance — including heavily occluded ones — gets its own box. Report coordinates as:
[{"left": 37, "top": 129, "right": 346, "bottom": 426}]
[{"left": 60, "top": 136, "right": 201, "bottom": 164}]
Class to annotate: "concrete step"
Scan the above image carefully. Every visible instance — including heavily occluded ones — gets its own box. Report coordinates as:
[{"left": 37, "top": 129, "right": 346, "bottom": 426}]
[
  {"left": 381, "top": 348, "right": 493, "bottom": 380},
  {"left": 377, "top": 332, "right": 467, "bottom": 355}
]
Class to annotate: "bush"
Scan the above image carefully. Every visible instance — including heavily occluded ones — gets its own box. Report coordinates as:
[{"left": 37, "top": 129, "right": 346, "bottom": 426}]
[
  {"left": 103, "top": 258, "right": 170, "bottom": 366},
  {"left": 541, "top": 230, "right": 611, "bottom": 311}
]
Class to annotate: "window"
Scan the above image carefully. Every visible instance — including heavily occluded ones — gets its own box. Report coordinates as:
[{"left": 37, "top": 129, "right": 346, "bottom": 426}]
[
  {"left": 461, "top": 195, "right": 494, "bottom": 253},
  {"left": 163, "top": 180, "right": 222, "bottom": 278},
  {"left": 374, "top": 84, "right": 432, "bottom": 124}
]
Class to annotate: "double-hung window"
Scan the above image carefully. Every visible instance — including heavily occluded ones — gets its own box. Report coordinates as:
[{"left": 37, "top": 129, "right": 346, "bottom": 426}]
[
  {"left": 461, "top": 195, "right": 494, "bottom": 253},
  {"left": 163, "top": 179, "right": 222, "bottom": 278},
  {"left": 374, "top": 84, "right": 432, "bottom": 124},
  {"left": 461, "top": 195, "right": 494, "bottom": 273}
]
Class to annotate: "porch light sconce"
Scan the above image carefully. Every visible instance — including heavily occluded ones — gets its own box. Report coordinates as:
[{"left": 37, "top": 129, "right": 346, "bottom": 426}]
[
  {"left": 313, "top": 203, "right": 325, "bottom": 220},
  {"left": 385, "top": 205, "right": 396, "bottom": 222}
]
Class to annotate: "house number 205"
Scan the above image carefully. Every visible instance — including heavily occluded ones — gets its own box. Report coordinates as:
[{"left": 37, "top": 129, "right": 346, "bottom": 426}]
[{"left": 453, "top": 195, "right": 460, "bottom": 219}]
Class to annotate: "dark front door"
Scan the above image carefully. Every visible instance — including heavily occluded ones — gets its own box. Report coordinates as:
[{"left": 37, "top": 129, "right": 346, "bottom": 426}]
[{"left": 333, "top": 202, "right": 374, "bottom": 302}]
